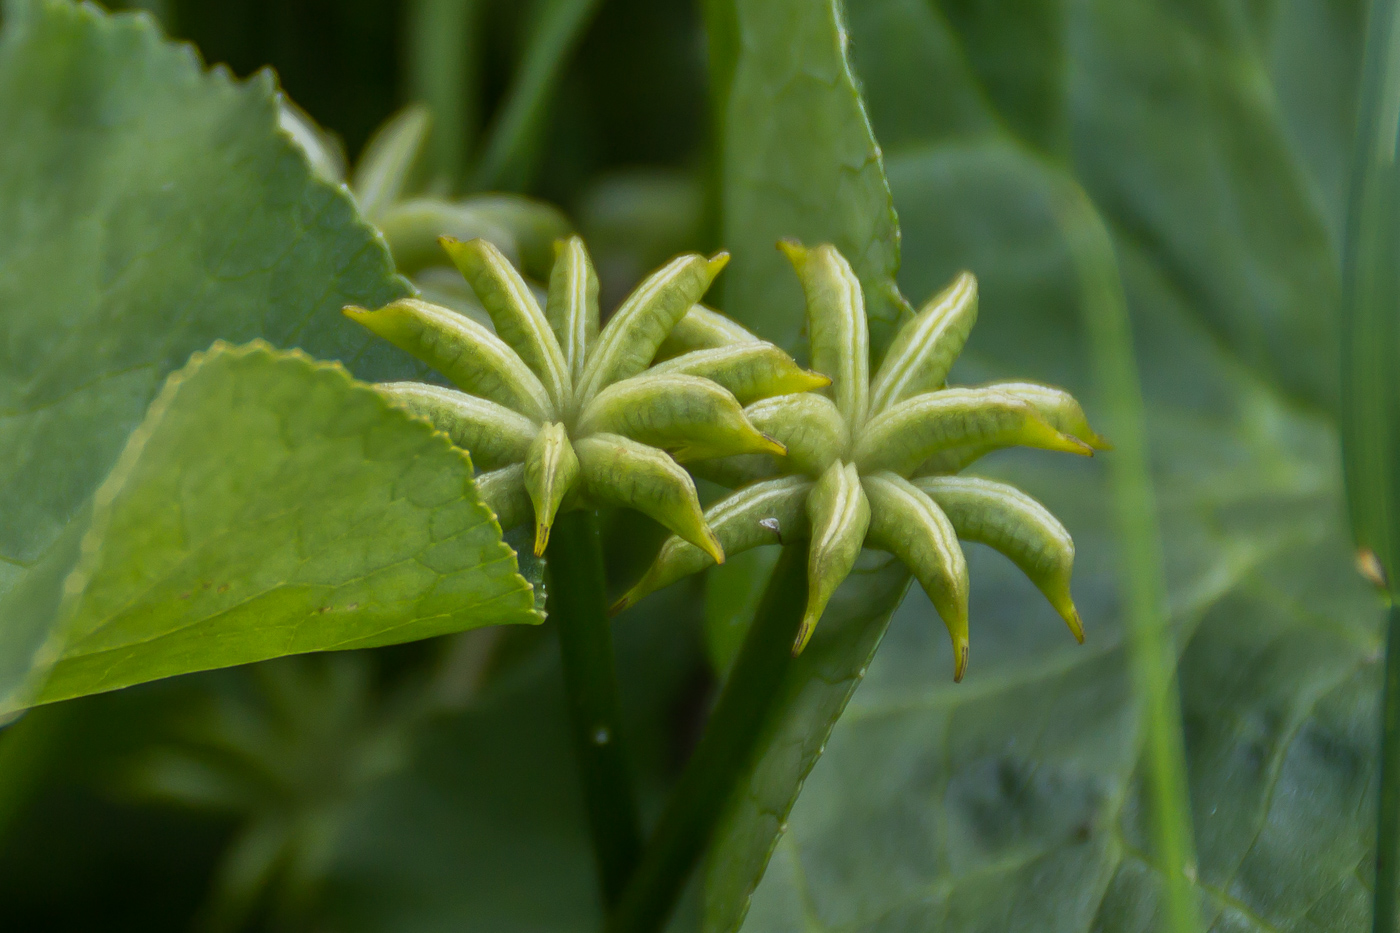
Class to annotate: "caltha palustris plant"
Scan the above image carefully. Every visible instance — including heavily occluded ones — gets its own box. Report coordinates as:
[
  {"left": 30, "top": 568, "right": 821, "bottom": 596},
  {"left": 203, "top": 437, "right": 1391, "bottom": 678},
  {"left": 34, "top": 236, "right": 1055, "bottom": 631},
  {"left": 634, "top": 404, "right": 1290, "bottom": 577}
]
[
  {"left": 616, "top": 241, "right": 1109, "bottom": 681},
  {"left": 342, "top": 235, "right": 830, "bottom": 561}
]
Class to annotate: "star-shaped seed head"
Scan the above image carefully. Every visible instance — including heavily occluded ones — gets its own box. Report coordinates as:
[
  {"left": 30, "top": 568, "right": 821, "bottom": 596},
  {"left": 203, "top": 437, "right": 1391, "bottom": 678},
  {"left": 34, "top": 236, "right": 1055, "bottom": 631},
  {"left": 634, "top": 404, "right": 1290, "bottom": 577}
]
[
  {"left": 344, "top": 236, "right": 830, "bottom": 561},
  {"left": 616, "top": 241, "right": 1109, "bottom": 681}
]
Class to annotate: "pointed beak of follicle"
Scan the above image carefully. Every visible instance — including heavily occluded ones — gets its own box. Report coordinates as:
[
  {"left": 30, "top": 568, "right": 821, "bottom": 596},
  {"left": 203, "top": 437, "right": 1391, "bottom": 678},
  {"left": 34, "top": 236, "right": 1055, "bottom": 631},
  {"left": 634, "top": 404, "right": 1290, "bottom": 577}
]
[{"left": 758, "top": 434, "right": 788, "bottom": 457}]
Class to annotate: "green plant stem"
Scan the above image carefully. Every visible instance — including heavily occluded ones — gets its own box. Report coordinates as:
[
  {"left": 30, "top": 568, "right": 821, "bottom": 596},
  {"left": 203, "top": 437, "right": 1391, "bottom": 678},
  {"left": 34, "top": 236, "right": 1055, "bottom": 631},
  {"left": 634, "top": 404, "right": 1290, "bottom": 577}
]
[
  {"left": 406, "top": 0, "right": 481, "bottom": 191},
  {"left": 546, "top": 509, "right": 642, "bottom": 908},
  {"left": 607, "top": 541, "right": 808, "bottom": 933},
  {"left": 1377, "top": 606, "right": 1400, "bottom": 933},
  {"left": 1338, "top": 0, "right": 1400, "bottom": 927},
  {"left": 471, "top": 0, "right": 602, "bottom": 192},
  {"left": 1053, "top": 179, "right": 1201, "bottom": 933}
]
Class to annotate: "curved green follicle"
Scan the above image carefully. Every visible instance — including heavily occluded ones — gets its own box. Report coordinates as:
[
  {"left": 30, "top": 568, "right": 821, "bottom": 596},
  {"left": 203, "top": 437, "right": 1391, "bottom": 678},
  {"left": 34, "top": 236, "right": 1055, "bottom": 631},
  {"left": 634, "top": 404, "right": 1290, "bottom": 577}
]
[
  {"left": 745, "top": 393, "right": 848, "bottom": 477},
  {"left": 578, "top": 253, "right": 730, "bottom": 404},
  {"left": 351, "top": 103, "right": 429, "bottom": 222},
  {"left": 574, "top": 433, "right": 724, "bottom": 564},
  {"left": 978, "top": 381, "right": 1110, "bottom": 450},
  {"left": 863, "top": 472, "right": 971, "bottom": 681},
  {"left": 854, "top": 387, "right": 1092, "bottom": 476},
  {"left": 869, "top": 271, "right": 978, "bottom": 414},
  {"left": 546, "top": 236, "right": 600, "bottom": 386},
  {"left": 649, "top": 343, "right": 831, "bottom": 405},
  {"left": 476, "top": 463, "right": 531, "bottom": 533},
  {"left": 915, "top": 475, "right": 1082, "bottom": 643},
  {"left": 343, "top": 299, "right": 553, "bottom": 422},
  {"left": 577, "top": 373, "right": 785, "bottom": 461},
  {"left": 524, "top": 423, "right": 580, "bottom": 556},
  {"left": 612, "top": 476, "right": 813, "bottom": 614},
  {"left": 376, "top": 382, "right": 538, "bottom": 470},
  {"left": 441, "top": 236, "right": 571, "bottom": 407},
  {"left": 375, "top": 199, "right": 519, "bottom": 276},
  {"left": 779, "top": 240, "right": 869, "bottom": 427},
  {"left": 653, "top": 304, "right": 760, "bottom": 361},
  {"left": 914, "top": 443, "right": 995, "bottom": 477},
  {"left": 687, "top": 453, "right": 782, "bottom": 489},
  {"left": 797, "top": 461, "right": 870, "bottom": 655},
  {"left": 454, "top": 195, "right": 573, "bottom": 281}
]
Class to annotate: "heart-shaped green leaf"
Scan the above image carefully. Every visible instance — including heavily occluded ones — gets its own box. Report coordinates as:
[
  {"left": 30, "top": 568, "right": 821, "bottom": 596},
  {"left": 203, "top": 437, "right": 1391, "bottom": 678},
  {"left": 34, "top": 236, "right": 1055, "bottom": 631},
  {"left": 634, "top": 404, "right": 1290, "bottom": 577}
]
[
  {"left": 0, "top": 1, "right": 417, "bottom": 705},
  {"left": 13, "top": 342, "right": 539, "bottom": 712}
]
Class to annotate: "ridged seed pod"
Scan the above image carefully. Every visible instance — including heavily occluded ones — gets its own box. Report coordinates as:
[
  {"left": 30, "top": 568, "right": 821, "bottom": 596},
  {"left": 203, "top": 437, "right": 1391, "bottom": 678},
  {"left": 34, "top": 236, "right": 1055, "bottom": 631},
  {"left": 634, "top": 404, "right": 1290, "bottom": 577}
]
[
  {"left": 620, "top": 241, "right": 1104, "bottom": 680},
  {"left": 346, "top": 235, "right": 823, "bottom": 564}
]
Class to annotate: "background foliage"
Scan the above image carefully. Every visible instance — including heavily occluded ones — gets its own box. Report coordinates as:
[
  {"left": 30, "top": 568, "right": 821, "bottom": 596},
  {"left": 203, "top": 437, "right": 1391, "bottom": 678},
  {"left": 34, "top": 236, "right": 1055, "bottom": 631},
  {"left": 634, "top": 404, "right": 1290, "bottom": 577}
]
[{"left": 0, "top": 0, "right": 1387, "bottom": 931}]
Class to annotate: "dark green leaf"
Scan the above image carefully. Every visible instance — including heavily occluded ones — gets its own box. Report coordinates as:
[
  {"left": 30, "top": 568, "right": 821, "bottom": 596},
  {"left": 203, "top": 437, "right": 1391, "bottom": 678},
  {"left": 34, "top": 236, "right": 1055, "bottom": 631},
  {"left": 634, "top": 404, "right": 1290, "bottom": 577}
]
[
  {"left": 712, "top": 0, "right": 908, "bottom": 356},
  {"left": 703, "top": 0, "right": 1384, "bottom": 929},
  {"left": 0, "top": 1, "right": 413, "bottom": 705},
  {"left": 16, "top": 343, "right": 538, "bottom": 710}
]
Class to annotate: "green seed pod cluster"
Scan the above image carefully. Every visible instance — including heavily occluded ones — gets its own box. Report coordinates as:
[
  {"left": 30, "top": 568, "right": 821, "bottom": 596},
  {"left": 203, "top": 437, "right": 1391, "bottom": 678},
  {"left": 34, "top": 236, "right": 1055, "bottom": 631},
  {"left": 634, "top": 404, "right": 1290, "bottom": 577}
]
[
  {"left": 345, "top": 235, "right": 830, "bottom": 562},
  {"left": 617, "top": 241, "right": 1108, "bottom": 681}
]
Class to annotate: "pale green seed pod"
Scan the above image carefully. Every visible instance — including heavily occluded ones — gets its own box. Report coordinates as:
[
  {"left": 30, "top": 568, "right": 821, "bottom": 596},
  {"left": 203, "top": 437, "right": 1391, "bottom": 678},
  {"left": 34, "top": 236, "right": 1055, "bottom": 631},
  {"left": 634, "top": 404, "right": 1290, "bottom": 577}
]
[
  {"left": 654, "top": 304, "right": 760, "bottom": 360},
  {"left": 779, "top": 241, "right": 868, "bottom": 427},
  {"left": 574, "top": 433, "right": 724, "bottom": 564},
  {"left": 375, "top": 199, "right": 519, "bottom": 276},
  {"left": 476, "top": 463, "right": 531, "bottom": 532},
  {"left": 686, "top": 453, "right": 782, "bottom": 489},
  {"left": 913, "top": 443, "right": 994, "bottom": 477},
  {"left": 351, "top": 103, "right": 429, "bottom": 222},
  {"left": 545, "top": 236, "right": 599, "bottom": 386},
  {"left": 612, "top": 476, "right": 812, "bottom": 614},
  {"left": 376, "top": 382, "right": 538, "bottom": 471},
  {"left": 978, "top": 381, "right": 1110, "bottom": 450},
  {"left": 440, "top": 237, "right": 571, "bottom": 408},
  {"left": 915, "top": 475, "right": 1082, "bottom": 642},
  {"left": 863, "top": 472, "right": 971, "bottom": 681},
  {"left": 854, "top": 387, "right": 1091, "bottom": 476},
  {"left": 577, "top": 253, "right": 730, "bottom": 404},
  {"left": 576, "top": 373, "right": 785, "bottom": 461},
  {"left": 869, "top": 272, "right": 978, "bottom": 414},
  {"left": 649, "top": 343, "right": 832, "bottom": 405},
  {"left": 452, "top": 195, "right": 572, "bottom": 280},
  {"left": 797, "top": 461, "right": 870, "bottom": 654},
  {"left": 745, "top": 393, "right": 848, "bottom": 477},
  {"left": 343, "top": 299, "right": 553, "bottom": 422},
  {"left": 524, "top": 423, "right": 579, "bottom": 556}
]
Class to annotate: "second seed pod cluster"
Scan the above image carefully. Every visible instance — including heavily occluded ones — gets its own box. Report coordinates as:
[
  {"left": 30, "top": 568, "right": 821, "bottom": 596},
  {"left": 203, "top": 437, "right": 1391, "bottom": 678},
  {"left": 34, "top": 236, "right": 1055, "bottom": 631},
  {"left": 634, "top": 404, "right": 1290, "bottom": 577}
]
[{"left": 347, "top": 236, "right": 1106, "bottom": 680}]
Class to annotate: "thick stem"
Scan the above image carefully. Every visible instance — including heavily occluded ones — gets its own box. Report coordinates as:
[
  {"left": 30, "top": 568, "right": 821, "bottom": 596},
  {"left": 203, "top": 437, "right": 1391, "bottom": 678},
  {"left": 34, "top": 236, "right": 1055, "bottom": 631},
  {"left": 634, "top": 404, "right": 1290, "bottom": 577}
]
[
  {"left": 1376, "top": 605, "right": 1400, "bottom": 933},
  {"left": 546, "top": 509, "right": 642, "bottom": 908},
  {"left": 607, "top": 541, "right": 808, "bottom": 933}
]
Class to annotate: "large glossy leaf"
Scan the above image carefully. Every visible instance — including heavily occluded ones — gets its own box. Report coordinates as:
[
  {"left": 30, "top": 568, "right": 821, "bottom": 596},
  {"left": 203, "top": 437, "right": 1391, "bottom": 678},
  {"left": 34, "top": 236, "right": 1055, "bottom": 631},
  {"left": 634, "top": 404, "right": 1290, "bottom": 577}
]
[
  {"left": 0, "top": 2, "right": 414, "bottom": 703},
  {"left": 12, "top": 343, "right": 539, "bottom": 712},
  {"left": 705, "top": 1, "right": 1384, "bottom": 931},
  {"left": 1067, "top": 0, "right": 1343, "bottom": 410},
  {"left": 734, "top": 141, "right": 1382, "bottom": 929},
  {"left": 714, "top": 0, "right": 907, "bottom": 356}
]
